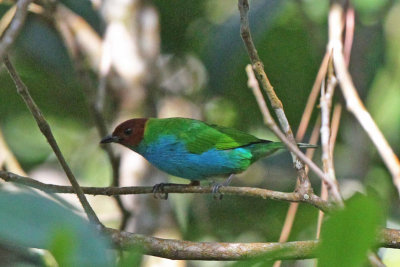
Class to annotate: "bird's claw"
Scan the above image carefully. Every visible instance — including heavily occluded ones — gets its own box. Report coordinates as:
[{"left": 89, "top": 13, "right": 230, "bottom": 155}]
[
  {"left": 211, "top": 183, "right": 224, "bottom": 200},
  {"left": 152, "top": 183, "right": 169, "bottom": 200}
]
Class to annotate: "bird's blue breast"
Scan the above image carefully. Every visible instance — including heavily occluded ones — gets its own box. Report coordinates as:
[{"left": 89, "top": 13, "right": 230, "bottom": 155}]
[{"left": 135, "top": 135, "right": 252, "bottom": 180}]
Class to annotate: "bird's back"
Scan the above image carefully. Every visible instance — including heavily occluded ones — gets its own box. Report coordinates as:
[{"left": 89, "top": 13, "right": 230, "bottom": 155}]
[{"left": 142, "top": 117, "right": 266, "bottom": 152}]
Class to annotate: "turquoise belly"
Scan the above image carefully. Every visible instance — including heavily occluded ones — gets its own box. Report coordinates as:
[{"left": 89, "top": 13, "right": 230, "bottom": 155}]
[{"left": 137, "top": 136, "right": 253, "bottom": 180}]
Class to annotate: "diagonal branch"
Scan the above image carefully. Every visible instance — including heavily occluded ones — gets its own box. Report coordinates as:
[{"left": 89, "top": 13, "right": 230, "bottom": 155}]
[
  {"left": 329, "top": 2, "right": 400, "bottom": 196},
  {"left": 238, "top": 0, "right": 312, "bottom": 194},
  {"left": 245, "top": 65, "right": 343, "bottom": 204},
  {"left": 3, "top": 56, "right": 101, "bottom": 226},
  {"left": 0, "top": 0, "right": 32, "bottom": 63},
  {"left": 237, "top": 0, "right": 344, "bottom": 206}
]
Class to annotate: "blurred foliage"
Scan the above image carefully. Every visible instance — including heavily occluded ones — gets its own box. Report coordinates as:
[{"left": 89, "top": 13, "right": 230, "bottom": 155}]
[
  {"left": 1, "top": 0, "right": 400, "bottom": 265},
  {"left": 0, "top": 189, "right": 114, "bottom": 266}
]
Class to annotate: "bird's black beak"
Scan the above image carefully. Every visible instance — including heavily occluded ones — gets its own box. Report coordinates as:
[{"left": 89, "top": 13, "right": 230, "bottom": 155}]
[{"left": 100, "top": 135, "right": 120, "bottom": 144}]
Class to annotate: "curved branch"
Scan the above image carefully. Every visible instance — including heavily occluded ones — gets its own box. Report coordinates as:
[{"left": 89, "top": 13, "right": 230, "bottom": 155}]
[
  {"left": 0, "top": 170, "right": 332, "bottom": 212},
  {"left": 0, "top": 0, "right": 32, "bottom": 63}
]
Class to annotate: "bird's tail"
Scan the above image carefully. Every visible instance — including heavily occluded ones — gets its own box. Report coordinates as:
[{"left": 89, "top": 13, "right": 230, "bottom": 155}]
[
  {"left": 251, "top": 141, "right": 317, "bottom": 161},
  {"left": 297, "top": 143, "right": 318, "bottom": 149}
]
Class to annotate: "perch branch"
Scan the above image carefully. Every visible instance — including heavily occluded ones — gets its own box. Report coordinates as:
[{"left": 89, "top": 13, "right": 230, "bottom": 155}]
[
  {"left": 3, "top": 56, "right": 101, "bottom": 226},
  {"left": 0, "top": 0, "right": 32, "bottom": 63},
  {"left": 0, "top": 170, "right": 332, "bottom": 212}
]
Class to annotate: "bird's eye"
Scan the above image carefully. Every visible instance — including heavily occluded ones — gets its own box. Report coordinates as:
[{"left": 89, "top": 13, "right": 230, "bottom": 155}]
[{"left": 124, "top": 128, "right": 133, "bottom": 135}]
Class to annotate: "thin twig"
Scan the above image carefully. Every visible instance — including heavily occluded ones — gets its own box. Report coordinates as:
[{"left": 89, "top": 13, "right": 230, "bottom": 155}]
[
  {"left": 245, "top": 65, "right": 342, "bottom": 204},
  {"left": 0, "top": 0, "right": 32, "bottom": 63},
  {"left": 238, "top": 0, "right": 312, "bottom": 194},
  {"left": 3, "top": 56, "right": 101, "bottom": 226},
  {"left": 329, "top": 2, "right": 400, "bottom": 196},
  {"left": 320, "top": 55, "right": 339, "bottom": 195}
]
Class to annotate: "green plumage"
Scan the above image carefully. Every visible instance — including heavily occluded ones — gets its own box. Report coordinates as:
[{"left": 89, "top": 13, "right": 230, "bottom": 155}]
[{"left": 144, "top": 118, "right": 268, "bottom": 154}]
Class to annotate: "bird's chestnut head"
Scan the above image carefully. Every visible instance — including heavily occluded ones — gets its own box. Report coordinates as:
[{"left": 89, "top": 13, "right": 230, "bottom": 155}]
[{"left": 100, "top": 118, "right": 148, "bottom": 147}]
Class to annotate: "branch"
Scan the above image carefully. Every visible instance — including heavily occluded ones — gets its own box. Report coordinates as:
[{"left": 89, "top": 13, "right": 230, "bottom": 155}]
[
  {"left": 3, "top": 56, "right": 101, "bottom": 226},
  {"left": 0, "top": 0, "right": 32, "bottom": 63},
  {"left": 106, "top": 227, "right": 318, "bottom": 260},
  {"left": 329, "top": 2, "right": 400, "bottom": 196},
  {"left": 0, "top": 170, "right": 332, "bottom": 212},
  {"left": 105, "top": 227, "right": 399, "bottom": 260}
]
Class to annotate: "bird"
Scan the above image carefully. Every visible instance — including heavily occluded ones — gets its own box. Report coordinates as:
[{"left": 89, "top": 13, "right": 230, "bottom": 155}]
[{"left": 100, "top": 117, "right": 316, "bottom": 198}]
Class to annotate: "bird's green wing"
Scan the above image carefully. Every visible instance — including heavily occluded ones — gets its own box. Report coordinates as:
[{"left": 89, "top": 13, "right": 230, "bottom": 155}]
[
  {"left": 184, "top": 121, "right": 263, "bottom": 154},
  {"left": 145, "top": 118, "right": 264, "bottom": 154}
]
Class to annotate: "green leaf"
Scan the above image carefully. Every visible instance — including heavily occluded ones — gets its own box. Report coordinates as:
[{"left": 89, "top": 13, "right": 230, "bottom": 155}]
[
  {"left": 0, "top": 189, "right": 114, "bottom": 266},
  {"left": 318, "top": 193, "right": 383, "bottom": 267}
]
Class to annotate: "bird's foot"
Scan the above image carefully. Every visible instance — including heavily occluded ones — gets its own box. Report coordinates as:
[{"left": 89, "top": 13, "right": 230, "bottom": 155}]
[
  {"left": 211, "top": 183, "right": 224, "bottom": 200},
  {"left": 152, "top": 181, "right": 200, "bottom": 200},
  {"left": 211, "top": 174, "right": 235, "bottom": 200},
  {"left": 152, "top": 183, "right": 173, "bottom": 200}
]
